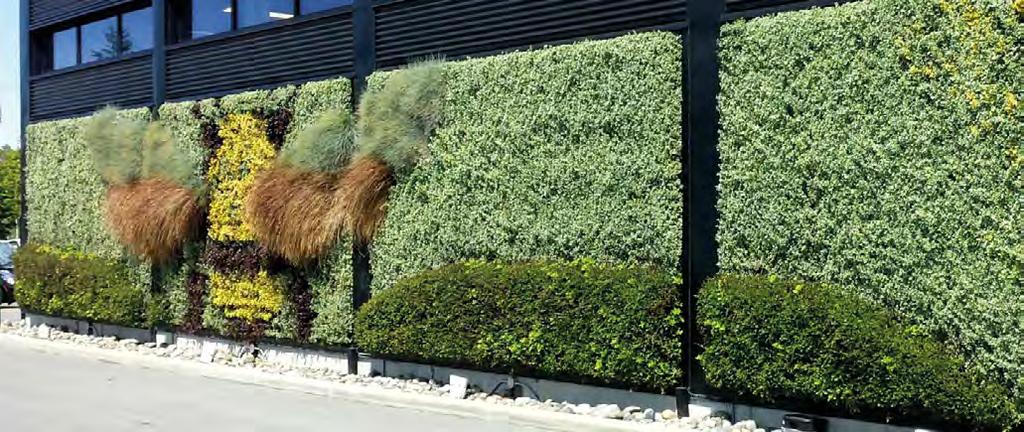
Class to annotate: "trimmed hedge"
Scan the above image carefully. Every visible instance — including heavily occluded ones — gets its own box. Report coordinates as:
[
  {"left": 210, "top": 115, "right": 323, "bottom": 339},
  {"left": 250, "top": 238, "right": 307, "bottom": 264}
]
[
  {"left": 26, "top": 108, "right": 151, "bottom": 257},
  {"left": 370, "top": 32, "right": 684, "bottom": 292},
  {"left": 698, "top": 274, "right": 1021, "bottom": 430},
  {"left": 14, "top": 244, "right": 150, "bottom": 328},
  {"left": 355, "top": 260, "right": 685, "bottom": 392},
  {"left": 717, "top": 0, "right": 1024, "bottom": 397}
]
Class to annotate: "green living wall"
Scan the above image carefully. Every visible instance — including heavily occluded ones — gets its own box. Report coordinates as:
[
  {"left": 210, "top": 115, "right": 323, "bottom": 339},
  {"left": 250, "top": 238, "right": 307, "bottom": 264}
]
[
  {"left": 370, "top": 32, "right": 685, "bottom": 291},
  {"left": 717, "top": 0, "right": 1023, "bottom": 399},
  {"left": 22, "top": 77, "right": 354, "bottom": 346}
]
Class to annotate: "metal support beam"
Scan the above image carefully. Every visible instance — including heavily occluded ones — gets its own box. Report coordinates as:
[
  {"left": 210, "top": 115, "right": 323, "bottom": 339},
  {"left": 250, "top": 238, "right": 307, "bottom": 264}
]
[
  {"left": 684, "top": 0, "right": 725, "bottom": 399},
  {"left": 19, "top": 0, "right": 30, "bottom": 245},
  {"left": 350, "top": 0, "right": 376, "bottom": 313},
  {"left": 152, "top": 0, "right": 167, "bottom": 117}
]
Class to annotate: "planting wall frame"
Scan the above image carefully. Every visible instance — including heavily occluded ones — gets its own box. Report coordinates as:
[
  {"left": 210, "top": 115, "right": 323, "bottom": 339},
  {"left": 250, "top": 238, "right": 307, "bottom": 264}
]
[{"left": 20, "top": 0, "right": 870, "bottom": 422}]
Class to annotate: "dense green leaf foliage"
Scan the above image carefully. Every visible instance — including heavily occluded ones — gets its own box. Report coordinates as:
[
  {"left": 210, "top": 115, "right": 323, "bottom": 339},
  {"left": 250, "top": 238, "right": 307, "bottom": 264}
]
[
  {"left": 356, "top": 260, "right": 685, "bottom": 392},
  {"left": 717, "top": 0, "right": 1024, "bottom": 397},
  {"left": 699, "top": 274, "right": 1021, "bottom": 430},
  {"left": 14, "top": 243, "right": 151, "bottom": 327},
  {"left": 371, "top": 32, "right": 684, "bottom": 292}
]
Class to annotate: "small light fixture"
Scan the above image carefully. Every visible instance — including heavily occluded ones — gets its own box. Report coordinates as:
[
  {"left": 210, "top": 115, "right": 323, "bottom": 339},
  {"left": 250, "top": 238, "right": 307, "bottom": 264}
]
[
  {"left": 268, "top": 11, "right": 294, "bottom": 19},
  {"left": 222, "top": 7, "right": 232, "bottom": 13}
]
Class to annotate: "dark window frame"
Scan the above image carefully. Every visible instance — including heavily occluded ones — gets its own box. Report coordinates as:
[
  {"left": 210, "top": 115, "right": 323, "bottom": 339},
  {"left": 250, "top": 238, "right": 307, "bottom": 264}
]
[
  {"left": 170, "top": 0, "right": 352, "bottom": 43},
  {"left": 40, "top": 2, "right": 155, "bottom": 73}
]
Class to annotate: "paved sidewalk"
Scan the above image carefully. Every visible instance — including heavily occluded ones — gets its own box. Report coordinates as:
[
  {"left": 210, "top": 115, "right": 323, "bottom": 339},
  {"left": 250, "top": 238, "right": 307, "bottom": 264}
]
[{"left": 0, "top": 337, "right": 556, "bottom": 432}]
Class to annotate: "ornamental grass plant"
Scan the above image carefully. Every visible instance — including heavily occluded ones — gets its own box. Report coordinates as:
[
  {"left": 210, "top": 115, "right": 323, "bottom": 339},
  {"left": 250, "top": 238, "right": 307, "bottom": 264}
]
[
  {"left": 341, "top": 61, "right": 445, "bottom": 244},
  {"left": 82, "top": 108, "right": 205, "bottom": 261},
  {"left": 246, "top": 110, "right": 356, "bottom": 263}
]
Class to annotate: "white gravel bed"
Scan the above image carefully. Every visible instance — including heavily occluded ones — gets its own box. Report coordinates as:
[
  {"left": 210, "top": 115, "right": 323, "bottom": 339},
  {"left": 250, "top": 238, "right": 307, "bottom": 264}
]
[{"left": 0, "top": 319, "right": 773, "bottom": 432}]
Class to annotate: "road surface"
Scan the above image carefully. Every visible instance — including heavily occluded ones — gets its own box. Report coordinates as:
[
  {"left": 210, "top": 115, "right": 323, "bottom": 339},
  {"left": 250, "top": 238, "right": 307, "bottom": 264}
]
[{"left": 0, "top": 338, "right": 554, "bottom": 432}]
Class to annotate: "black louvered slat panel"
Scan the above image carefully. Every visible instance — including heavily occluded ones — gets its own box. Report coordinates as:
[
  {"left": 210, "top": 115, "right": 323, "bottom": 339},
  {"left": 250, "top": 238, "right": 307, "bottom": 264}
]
[
  {"left": 165, "top": 12, "right": 354, "bottom": 101},
  {"left": 30, "top": 0, "right": 135, "bottom": 30},
  {"left": 30, "top": 54, "right": 152, "bottom": 121},
  {"left": 724, "top": 0, "right": 857, "bottom": 20},
  {"left": 375, "top": 0, "right": 687, "bottom": 68}
]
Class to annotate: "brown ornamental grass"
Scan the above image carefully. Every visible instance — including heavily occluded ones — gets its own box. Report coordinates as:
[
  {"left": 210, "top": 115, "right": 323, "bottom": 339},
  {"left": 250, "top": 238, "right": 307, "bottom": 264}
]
[
  {"left": 105, "top": 178, "right": 203, "bottom": 262},
  {"left": 245, "top": 157, "right": 394, "bottom": 263},
  {"left": 245, "top": 166, "right": 349, "bottom": 264},
  {"left": 338, "top": 157, "right": 395, "bottom": 246}
]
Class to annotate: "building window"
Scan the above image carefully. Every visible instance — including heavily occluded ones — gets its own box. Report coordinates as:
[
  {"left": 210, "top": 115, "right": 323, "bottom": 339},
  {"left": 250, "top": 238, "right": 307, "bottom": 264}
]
[
  {"left": 176, "top": 0, "right": 352, "bottom": 42},
  {"left": 121, "top": 8, "right": 155, "bottom": 54},
  {"left": 44, "top": 5, "right": 155, "bottom": 72},
  {"left": 52, "top": 28, "right": 78, "bottom": 70},
  {"left": 191, "top": 0, "right": 232, "bottom": 39},
  {"left": 301, "top": 0, "right": 353, "bottom": 14},
  {"left": 81, "top": 16, "right": 119, "bottom": 62},
  {"left": 238, "top": 0, "right": 295, "bottom": 28}
]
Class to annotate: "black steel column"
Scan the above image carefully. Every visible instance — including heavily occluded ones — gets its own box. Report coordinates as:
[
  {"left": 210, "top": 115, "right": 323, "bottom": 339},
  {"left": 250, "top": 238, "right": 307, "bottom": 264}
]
[
  {"left": 350, "top": 0, "right": 376, "bottom": 313},
  {"left": 152, "top": 0, "right": 167, "bottom": 116},
  {"left": 684, "top": 0, "right": 724, "bottom": 399},
  {"left": 18, "top": 0, "right": 30, "bottom": 245}
]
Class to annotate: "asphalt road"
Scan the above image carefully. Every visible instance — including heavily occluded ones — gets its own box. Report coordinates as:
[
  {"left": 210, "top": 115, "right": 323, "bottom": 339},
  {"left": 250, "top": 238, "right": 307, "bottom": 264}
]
[{"left": 0, "top": 339, "right": 553, "bottom": 432}]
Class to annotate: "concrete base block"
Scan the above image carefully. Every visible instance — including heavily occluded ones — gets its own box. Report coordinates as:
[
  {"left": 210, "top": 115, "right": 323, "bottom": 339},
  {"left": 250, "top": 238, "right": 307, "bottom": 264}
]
[
  {"left": 155, "top": 331, "right": 174, "bottom": 347},
  {"left": 372, "top": 358, "right": 676, "bottom": 411},
  {"left": 689, "top": 396, "right": 938, "bottom": 432}
]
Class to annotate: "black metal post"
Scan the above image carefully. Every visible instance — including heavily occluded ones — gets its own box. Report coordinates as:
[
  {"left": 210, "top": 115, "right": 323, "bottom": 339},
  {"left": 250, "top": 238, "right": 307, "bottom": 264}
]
[
  {"left": 684, "top": 0, "right": 724, "bottom": 400},
  {"left": 152, "top": 0, "right": 167, "bottom": 116},
  {"left": 350, "top": 0, "right": 376, "bottom": 313},
  {"left": 18, "top": 0, "right": 30, "bottom": 245}
]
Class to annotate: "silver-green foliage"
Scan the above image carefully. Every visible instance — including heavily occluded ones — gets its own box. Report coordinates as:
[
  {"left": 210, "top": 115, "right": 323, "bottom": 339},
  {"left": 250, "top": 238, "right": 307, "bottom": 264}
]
[
  {"left": 308, "top": 244, "right": 353, "bottom": 345},
  {"left": 279, "top": 110, "right": 356, "bottom": 173},
  {"left": 26, "top": 109, "right": 150, "bottom": 257},
  {"left": 82, "top": 108, "right": 148, "bottom": 186},
  {"left": 288, "top": 77, "right": 353, "bottom": 142},
  {"left": 371, "top": 32, "right": 684, "bottom": 292},
  {"left": 157, "top": 99, "right": 218, "bottom": 184},
  {"left": 717, "top": 0, "right": 1023, "bottom": 397},
  {"left": 356, "top": 61, "right": 445, "bottom": 175}
]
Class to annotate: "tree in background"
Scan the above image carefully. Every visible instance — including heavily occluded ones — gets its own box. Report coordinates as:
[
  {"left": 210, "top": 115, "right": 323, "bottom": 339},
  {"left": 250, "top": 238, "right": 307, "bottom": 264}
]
[{"left": 0, "top": 148, "right": 21, "bottom": 239}]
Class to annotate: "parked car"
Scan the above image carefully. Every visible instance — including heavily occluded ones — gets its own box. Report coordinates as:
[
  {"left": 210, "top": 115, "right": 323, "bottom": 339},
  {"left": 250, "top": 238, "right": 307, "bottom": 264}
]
[{"left": 0, "top": 240, "right": 16, "bottom": 304}]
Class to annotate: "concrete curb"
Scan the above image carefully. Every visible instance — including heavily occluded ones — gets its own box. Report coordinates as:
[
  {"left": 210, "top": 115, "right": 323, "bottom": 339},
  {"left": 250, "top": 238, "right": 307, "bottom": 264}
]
[{"left": 0, "top": 333, "right": 657, "bottom": 432}]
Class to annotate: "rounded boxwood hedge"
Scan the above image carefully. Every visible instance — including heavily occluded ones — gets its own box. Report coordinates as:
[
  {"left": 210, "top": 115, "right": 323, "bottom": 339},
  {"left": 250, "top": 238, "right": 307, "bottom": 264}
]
[
  {"left": 14, "top": 243, "right": 151, "bottom": 328},
  {"left": 698, "top": 274, "right": 1021, "bottom": 431},
  {"left": 355, "top": 260, "right": 685, "bottom": 392}
]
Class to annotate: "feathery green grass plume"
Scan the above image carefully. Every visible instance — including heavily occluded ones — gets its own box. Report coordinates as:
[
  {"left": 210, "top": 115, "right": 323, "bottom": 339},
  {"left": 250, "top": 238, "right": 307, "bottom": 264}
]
[
  {"left": 82, "top": 107, "right": 147, "bottom": 185},
  {"left": 142, "top": 121, "right": 203, "bottom": 192},
  {"left": 356, "top": 60, "right": 445, "bottom": 175},
  {"left": 279, "top": 110, "right": 356, "bottom": 173}
]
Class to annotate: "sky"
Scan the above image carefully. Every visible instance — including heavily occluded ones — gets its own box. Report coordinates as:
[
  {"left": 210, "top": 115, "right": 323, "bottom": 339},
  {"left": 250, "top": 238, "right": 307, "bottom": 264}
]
[{"left": 0, "top": 1, "right": 20, "bottom": 148}]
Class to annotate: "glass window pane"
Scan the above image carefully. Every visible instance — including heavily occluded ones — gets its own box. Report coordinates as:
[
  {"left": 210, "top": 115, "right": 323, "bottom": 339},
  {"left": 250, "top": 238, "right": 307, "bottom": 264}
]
[
  {"left": 238, "top": 0, "right": 295, "bottom": 28},
  {"left": 121, "top": 7, "right": 154, "bottom": 54},
  {"left": 81, "top": 16, "right": 119, "bottom": 63},
  {"left": 52, "top": 28, "right": 78, "bottom": 69},
  {"left": 192, "top": 0, "right": 232, "bottom": 39},
  {"left": 300, "top": 0, "right": 352, "bottom": 14}
]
